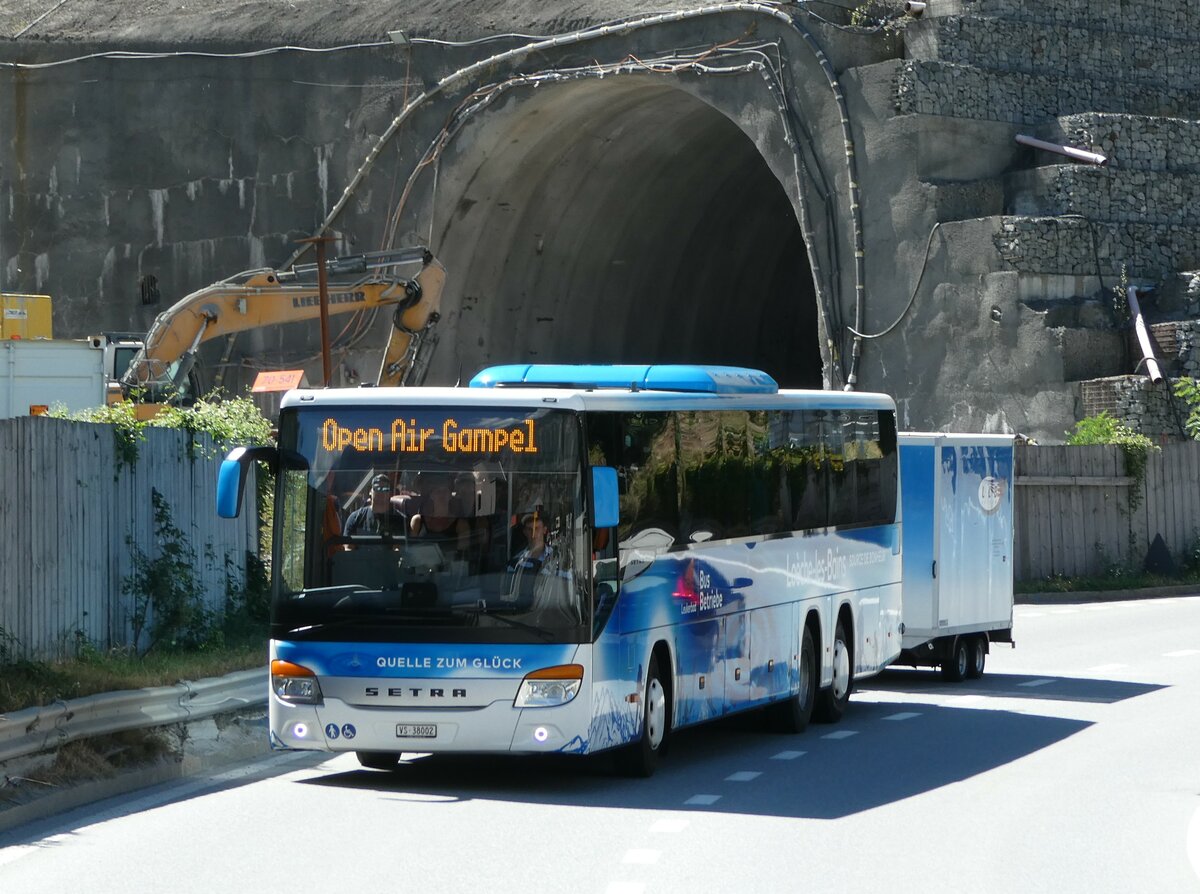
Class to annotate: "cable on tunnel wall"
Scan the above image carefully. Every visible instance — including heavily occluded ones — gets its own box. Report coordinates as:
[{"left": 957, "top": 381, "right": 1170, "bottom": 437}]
[
  {"left": 285, "top": 2, "right": 870, "bottom": 390},
  {"left": 376, "top": 42, "right": 843, "bottom": 384}
]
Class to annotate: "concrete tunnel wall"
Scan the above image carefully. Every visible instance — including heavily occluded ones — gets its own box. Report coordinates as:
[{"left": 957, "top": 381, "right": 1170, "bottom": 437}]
[{"left": 415, "top": 78, "right": 823, "bottom": 388}]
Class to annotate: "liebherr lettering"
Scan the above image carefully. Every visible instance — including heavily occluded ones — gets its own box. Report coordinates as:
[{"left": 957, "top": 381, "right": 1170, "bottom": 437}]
[{"left": 292, "top": 291, "right": 366, "bottom": 308}]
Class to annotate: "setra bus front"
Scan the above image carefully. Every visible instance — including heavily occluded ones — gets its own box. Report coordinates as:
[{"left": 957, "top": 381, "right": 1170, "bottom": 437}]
[{"left": 218, "top": 390, "right": 610, "bottom": 765}]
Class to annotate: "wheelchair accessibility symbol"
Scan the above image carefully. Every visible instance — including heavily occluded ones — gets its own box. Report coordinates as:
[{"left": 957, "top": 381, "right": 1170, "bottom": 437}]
[{"left": 341, "top": 724, "right": 357, "bottom": 740}]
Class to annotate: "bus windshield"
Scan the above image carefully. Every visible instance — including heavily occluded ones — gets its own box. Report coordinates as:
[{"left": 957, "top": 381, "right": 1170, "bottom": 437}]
[{"left": 272, "top": 405, "right": 588, "bottom": 645}]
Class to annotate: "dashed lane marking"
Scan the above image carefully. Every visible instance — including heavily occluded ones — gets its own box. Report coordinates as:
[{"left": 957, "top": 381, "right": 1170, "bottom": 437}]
[
  {"left": 1018, "top": 678, "right": 1054, "bottom": 688},
  {"left": 883, "top": 712, "right": 922, "bottom": 721},
  {"left": 771, "top": 750, "right": 806, "bottom": 760},
  {"left": 649, "top": 818, "right": 690, "bottom": 833},
  {"left": 1165, "top": 649, "right": 1200, "bottom": 658},
  {"left": 622, "top": 850, "right": 660, "bottom": 865},
  {"left": 1021, "top": 612, "right": 1045, "bottom": 618},
  {"left": 725, "top": 771, "right": 762, "bottom": 782},
  {"left": 1050, "top": 608, "right": 1079, "bottom": 615},
  {"left": 944, "top": 694, "right": 984, "bottom": 706},
  {"left": 685, "top": 794, "right": 722, "bottom": 806},
  {"left": 821, "top": 730, "right": 858, "bottom": 740},
  {"left": 1188, "top": 804, "right": 1200, "bottom": 884}
]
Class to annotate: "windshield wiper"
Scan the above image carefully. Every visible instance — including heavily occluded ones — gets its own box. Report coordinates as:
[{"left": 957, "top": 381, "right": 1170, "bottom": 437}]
[{"left": 459, "top": 604, "right": 557, "bottom": 642}]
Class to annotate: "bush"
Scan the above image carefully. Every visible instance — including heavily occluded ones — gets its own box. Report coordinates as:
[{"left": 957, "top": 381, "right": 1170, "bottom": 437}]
[{"left": 1065, "top": 411, "right": 1158, "bottom": 510}]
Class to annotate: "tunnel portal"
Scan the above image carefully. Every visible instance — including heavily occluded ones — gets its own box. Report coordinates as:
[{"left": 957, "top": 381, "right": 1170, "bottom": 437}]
[{"left": 421, "top": 78, "right": 823, "bottom": 389}]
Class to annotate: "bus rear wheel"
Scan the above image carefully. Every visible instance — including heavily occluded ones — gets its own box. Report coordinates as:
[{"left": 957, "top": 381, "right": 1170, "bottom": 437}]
[
  {"left": 768, "top": 625, "right": 817, "bottom": 733},
  {"left": 617, "top": 655, "right": 669, "bottom": 778},
  {"left": 814, "top": 617, "right": 852, "bottom": 723},
  {"left": 356, "top": 751, "right": 401, "bottom": 771}
]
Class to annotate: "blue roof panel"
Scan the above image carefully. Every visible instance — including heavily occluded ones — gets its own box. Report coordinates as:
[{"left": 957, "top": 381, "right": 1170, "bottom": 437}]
[{"left": 469, "top": 364, "right": 779, "bottom": 394}]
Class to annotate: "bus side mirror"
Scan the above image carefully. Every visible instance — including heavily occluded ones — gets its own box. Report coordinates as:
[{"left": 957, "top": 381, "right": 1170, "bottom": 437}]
[
  {"left": 217, "top": 445, "right": 278, "bottom": 518},
  {"left": 590, "top": 466, "right": 619, "bottom": 529}
]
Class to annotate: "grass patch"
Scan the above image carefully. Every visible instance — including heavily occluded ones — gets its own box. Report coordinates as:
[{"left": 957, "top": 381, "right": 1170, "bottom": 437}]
[
  {"left": 0, "top": 641, "right": 265, "bottom": 715},
  {"left": 1016, "top": 569, "right": 1200, "bottom": 594}
]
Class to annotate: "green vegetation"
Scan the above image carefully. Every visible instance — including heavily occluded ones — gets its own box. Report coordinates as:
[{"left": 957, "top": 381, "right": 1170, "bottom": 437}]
[
  {"left": 1173, "top": 377, "right": 1200, "bottom": 441},
  {"left": 1017, "top": 569, "right": 1200, "bottom": 594},
  {"left": 0, "top": 641, "right": 265, "bottom": 715},
  {"left": 52, "top": 394, "right": 274, "bottom": 466},
  {"left": 1019, "top": 532, "right": 1200, "bottom": 594},
  {"left": 1065, "top": 410, "right": 1158, "bottom": 510}
]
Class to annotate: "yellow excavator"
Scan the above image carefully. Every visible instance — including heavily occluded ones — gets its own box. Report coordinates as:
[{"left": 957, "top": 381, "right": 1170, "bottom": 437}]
[{"left": 120, "top": 247, "right": 446, "bottom": 412}]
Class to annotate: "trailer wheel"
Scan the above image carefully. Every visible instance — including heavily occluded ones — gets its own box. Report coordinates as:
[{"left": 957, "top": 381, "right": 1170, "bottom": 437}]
[
  {"left": 814, "top": 617, "right": 852, "bottom": 723},
  {"left": 941, "top": 637, "right": 969, "bottom": 682},
  {"left": 356, "top": 751, "right": 401, "bottom": 771},
  {"left": 768, "top": 625, "right": 817, "bottom": 733},
  {"left": 617, "top": 655, "right": 670, "bottom": 777},
  {"left": 967, "top": 636, "right": 987, "bottom": 679}
]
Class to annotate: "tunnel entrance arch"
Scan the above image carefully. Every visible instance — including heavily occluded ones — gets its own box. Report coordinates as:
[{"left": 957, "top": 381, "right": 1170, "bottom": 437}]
[{"left": 414, "top": 78, "right": 826, "bottom": 389}]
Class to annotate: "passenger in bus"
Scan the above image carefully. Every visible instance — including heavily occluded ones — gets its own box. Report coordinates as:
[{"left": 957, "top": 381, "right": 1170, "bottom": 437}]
[
  {"left": 343, "top": 474, "right": 406, "bottom": 536},
  {"left": 509, "top": 511, "right": 555, "bottom": 571},
  {"left": 408, "top": 474, "right": 470, "bottom": 547}
]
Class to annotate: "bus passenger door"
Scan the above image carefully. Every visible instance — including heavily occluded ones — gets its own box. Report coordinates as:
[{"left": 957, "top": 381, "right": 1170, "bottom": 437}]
[{"left": 724, "top": 612, "right": 750, "bottom": 712}]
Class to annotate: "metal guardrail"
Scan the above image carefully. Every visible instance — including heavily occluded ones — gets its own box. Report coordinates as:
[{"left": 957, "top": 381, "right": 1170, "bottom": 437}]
[{"left": 0, "top": 668, "right": 267, "bottom": 764}]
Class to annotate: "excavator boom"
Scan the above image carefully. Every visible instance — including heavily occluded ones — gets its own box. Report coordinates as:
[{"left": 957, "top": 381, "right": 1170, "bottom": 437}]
[{"left": 123, "top": 247, "right": 445, "bottom": 399}]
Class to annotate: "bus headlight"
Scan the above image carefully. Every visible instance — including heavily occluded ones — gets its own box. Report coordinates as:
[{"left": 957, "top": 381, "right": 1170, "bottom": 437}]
[
  {"left": 514, "top": 664, "right": 584, "bottom": 708},
  {"left": 271, "top": 659, "right": 323, "bottom": 705}
]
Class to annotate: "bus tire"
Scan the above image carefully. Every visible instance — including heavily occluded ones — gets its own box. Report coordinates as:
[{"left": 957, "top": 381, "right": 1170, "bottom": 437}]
[
  {"left": 941, "top": 637, "right": 969, "bottom": 682},
  {"left": 967, "top": 635, "right": 987, "bottom": 679},
  {"left": 617, "top": 655, "right": 670, "bottom": 778},
  {"left": 814, "top": 617, "right": 852, "bottom": 724},
  {"left": 768, "top": 625, "right": 817, "bottom": 733},
  {"left": 356, "top": 751, "right": 401, "bottom": 771}
]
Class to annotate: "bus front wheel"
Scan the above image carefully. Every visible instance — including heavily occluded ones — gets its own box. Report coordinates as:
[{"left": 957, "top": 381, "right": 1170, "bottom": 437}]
[
  {"left": 617, "top": 655, "right": 669, "bottom": 778},
  {"left": 768, "top": 624, "right": 817, "bottom": 733},
  {"left": 814, "top": 617, "right": 852, "bottom": 723}
]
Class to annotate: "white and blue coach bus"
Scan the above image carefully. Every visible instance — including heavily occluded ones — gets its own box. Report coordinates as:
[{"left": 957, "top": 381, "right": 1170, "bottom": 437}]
[{"left": 217, "top": 364, "right": 902, "bottom": 775}]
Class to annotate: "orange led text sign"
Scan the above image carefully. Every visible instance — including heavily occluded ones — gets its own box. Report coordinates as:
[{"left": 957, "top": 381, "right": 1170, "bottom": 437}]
[{"left": 322, "top": 417, "right": 538, "bottom": 455}]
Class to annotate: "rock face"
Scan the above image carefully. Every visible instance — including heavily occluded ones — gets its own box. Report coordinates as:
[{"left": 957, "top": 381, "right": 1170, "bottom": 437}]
[{"left": 2, "top": 0, "right": 1197, "bottom": 441}]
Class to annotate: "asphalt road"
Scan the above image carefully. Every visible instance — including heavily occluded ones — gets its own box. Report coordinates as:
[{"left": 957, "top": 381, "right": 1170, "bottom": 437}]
[{"left": 2, "top": 596, "right": 1198, "bottom": 894}]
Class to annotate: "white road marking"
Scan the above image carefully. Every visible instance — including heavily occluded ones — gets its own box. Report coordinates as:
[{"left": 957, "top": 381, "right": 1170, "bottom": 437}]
[
  {"left": 1164, "top": 649, "right": 1200, "bottom": 658},
  {"left": 1082, "top": 604, "right": 1114, "bottom": 611},
  {"left": 622, "top": 849, "right": 660, "bottom": 865},
  {"left": 606, "top": 883, "right": 646, "bottom": 894},
  {"left": 944, "top": 694, "right": 984, "bottom": 706},
  {"left": 725, "top": 771, "right": 762, "bottom": 782},
  {"left": 685, "top": 794, "right": 722, "bottom": 806},
  {"left": 1050, "top": 608, "right": 1079, "bottom": 615},
  {"left": 649, "top": 818, "right": 690, "bottom": 833},
  {"left": 771, "top": 750, "right": 806, "bottom": 760},
  {"left": 1085, "top": 663, "right": 1128, "bottom": 674},
  {"left": 883, "top": 711, "right": 922, "bottom": 721},
  {"left": 1188, "top": 804, "right": 1200, "bottom": 883},
  {"left": 1018, "top": 678, "right": 1054, "bottom": 688},
  {"left": 1021, "top": 611, "right": 1045, "bottom": 618},
  {"left": 822, "top": 730, "right": 858, "bottom": 740}
]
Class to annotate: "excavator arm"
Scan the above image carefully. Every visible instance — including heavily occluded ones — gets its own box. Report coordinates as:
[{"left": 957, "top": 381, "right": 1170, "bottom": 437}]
[{"left": 122, "top": 247, "right": 446, "bottom": 399}]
